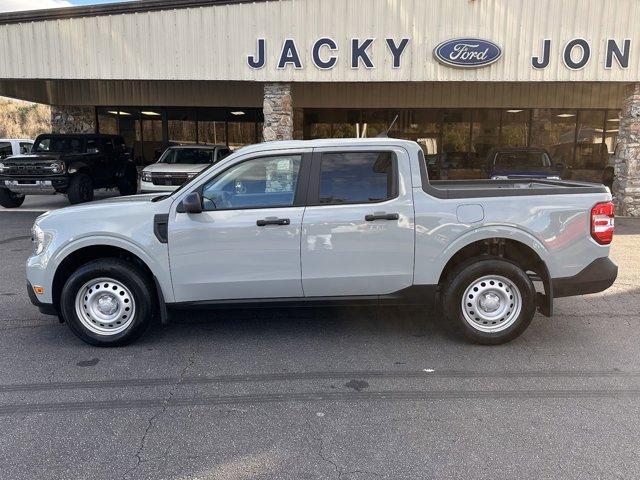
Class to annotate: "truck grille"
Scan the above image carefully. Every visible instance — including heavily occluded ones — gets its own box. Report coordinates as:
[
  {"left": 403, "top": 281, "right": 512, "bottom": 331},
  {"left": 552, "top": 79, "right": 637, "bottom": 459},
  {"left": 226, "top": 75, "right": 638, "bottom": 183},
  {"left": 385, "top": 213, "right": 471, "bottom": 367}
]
[
  {"left": 150, "top": 173, "right": 189, "bottom": 186},
  {"left": 2, "top": 163, "right": 51, "bottom": 176}
]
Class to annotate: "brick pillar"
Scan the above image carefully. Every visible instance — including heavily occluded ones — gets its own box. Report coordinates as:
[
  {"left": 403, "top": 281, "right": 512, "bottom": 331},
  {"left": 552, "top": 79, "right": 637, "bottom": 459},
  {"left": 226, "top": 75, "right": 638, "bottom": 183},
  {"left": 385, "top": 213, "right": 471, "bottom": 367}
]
[
  {"left": 613, "top": 83, "right": 640, "bottom": 216},
  {"left": 51, "top": 106, "right": 95, "bottom": 134},
  {"left": 262, "top": 83, "right": 293, "bottom": 141}
]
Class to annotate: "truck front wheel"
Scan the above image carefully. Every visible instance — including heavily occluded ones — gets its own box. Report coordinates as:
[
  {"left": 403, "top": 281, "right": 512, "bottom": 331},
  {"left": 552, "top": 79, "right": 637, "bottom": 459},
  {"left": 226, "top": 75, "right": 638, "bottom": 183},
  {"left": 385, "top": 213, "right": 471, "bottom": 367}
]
[
  {"left": 59, "top": 258, "right": 154, "bottom": 346},
  {"left": 442, "top": 258, "right": 536, "bottom": 345},
  {"left": 0, "top": 188, "right": 25, "bottom": 208},
  {"left": 67, "top": 173, "right": 94, "bottom": 204}
]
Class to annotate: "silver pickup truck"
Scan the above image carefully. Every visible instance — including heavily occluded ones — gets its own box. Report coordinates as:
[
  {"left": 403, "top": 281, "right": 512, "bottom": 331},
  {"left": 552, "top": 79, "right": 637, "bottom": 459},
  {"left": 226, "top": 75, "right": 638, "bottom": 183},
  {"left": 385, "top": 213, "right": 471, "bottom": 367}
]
[{"left": 26, "top": 138, "right": 617, "bottom": 347}]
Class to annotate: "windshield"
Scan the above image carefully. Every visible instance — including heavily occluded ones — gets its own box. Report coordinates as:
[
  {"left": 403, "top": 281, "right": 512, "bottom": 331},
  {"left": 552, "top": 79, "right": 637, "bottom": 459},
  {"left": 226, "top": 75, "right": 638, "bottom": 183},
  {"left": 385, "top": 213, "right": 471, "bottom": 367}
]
[
  {"left": 493, "top": 151, "right": 551, "bottom": 169},
  {"left": 158, "top": 148, "right": 215, "bottom": 165},
  {"left": 32, "top": 136, "right": 85, "bottom": 154}
]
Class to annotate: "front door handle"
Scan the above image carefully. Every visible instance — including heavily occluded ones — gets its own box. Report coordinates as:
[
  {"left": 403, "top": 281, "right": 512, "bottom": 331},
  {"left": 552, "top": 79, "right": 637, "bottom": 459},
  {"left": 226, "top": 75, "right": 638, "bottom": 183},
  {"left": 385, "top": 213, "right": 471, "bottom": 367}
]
[
  {"left": 365, "top": 213, "right": 400, "bottom": 221},
  {"left": 257, "top": 218, "right": 290, "bottom": 226}
]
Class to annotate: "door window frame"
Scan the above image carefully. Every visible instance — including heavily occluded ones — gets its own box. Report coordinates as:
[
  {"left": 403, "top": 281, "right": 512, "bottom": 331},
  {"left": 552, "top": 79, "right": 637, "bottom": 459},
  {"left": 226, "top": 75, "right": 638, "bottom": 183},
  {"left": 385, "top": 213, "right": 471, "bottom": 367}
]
[
  {"left": 179, "top": 150, "right": 312, "bottom": 212},
  {"left": 306, "top": 149, "right": 399, "bottom": 207}
]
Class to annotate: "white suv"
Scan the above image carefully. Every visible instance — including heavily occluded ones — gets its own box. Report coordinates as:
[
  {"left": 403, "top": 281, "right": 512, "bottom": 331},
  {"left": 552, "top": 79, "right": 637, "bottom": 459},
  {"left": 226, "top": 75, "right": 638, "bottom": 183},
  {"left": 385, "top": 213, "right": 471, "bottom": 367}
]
[
  {"left": 0, "top": 138, "right": 33, "bottom": 159},
  {"left": 140, "top": 145, "right": 231, "bottom": 193}
]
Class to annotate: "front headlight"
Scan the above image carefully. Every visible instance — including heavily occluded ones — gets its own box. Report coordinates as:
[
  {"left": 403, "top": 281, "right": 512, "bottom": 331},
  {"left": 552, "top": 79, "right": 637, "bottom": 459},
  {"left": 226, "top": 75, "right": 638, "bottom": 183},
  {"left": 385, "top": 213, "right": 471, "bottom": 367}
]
[
  {"left": 141, "top": 171, "right": 152, "bottom": 182},
  {"left": 49, "top": 162, "right": 65, "bottom": 174},
  {"left": 547, "top": 176, "right": 561, "bottom": 180},
  {"left": 0, "top": 162, "right": 6, "bottom": 172},
  {"left": 31, "top": 224, "right": 46, "bottom": 255},
  {"left": 491, "top": 175, "right": 509, "bottom": 180}
]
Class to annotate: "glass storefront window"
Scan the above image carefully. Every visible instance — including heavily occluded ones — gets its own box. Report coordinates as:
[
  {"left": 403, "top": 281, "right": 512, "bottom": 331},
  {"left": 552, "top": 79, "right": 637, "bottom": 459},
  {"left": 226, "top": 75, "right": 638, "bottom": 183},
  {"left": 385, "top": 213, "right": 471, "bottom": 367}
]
[
  {"left": 141, "top": 110, "right": 163, "bottom": 164},
  {"left": 393, "top": 110, "right": 441, "bottom": 155},
  {"left": 442, "top": 110, "right": 477, "bottom": 179},
  {"left": 604, "top": 109, "right": 621, "bottom": 163},
  {"left": 530, "top": 109, "right": 577, "bottom": 172},
  {"left": 167, "top": 108, "right": 197, "bottom": 144},
  {"left": 97, "top": 108, "right": 118, "bottom": 135},
  {"left": 471, "top": 110, "right": 500, "bottom": 165},
  {"left": 571, "top": 110, "right": 607, "bottom": 182},
  {"left": 500, "top": 109, "right": 529, "bottom": 147}
]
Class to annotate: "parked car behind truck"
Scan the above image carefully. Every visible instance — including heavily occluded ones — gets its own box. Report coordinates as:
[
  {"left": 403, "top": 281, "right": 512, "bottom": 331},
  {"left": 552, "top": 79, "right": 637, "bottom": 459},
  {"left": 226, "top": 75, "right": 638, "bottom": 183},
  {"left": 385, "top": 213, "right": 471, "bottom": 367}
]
[
  {"left": 486, "top": 147, "right": 563, "bottom": 180},
  {"left": 26, "top": 138, "right": 617, "bottom": 347},
  {"left": 139, "top": 144, "right": 231, "bottom": 193},
  {"left": 0, "top": 133, "right": 137, "bottom": 207}
]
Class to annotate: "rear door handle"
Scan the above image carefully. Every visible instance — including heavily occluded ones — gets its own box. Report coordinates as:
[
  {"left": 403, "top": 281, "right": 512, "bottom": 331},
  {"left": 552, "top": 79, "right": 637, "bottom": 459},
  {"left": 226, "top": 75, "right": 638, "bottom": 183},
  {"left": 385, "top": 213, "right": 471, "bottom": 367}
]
[
  {"left": 365, "top": 213, "right": 400, "bottom": 221},
  {"left": 256, "top": 218, "right": 290, "bottom": 226}
]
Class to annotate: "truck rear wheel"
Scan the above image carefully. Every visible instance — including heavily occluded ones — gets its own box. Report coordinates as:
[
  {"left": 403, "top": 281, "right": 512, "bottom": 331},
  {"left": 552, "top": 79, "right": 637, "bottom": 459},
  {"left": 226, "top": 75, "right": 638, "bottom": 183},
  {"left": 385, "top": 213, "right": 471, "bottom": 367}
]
[
  {"left": 0, "top": 188, "right": 25, "bottom": 208},
  {"left": 59, "top": 258, "right": 154, "bottom": 346},
  {"left": 442, "top": 258, "right": 536, "bottom": 345},
  {"left": 67, "top": 173, "right": 94, "bottom": 204}
]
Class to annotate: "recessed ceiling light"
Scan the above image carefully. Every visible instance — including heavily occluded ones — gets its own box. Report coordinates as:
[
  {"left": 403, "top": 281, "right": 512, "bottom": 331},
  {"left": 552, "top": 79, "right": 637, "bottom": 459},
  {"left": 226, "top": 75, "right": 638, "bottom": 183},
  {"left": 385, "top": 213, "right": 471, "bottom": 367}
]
[
  {"left": 230, "top": 111, "right": 245, "bottom": 116},
  {"left": 556, "top": 113, "right": 576, "bottom": 118},
  {"left": 506, "top": 109, "right": 523, "bottom": 113},
  {"left": 107, "top": 110, "right": 131, "bottom": 116},
  {"left": 606, "top": 129, "right": 619, "bottom": 133},
  {"left": 141, "top": 111, "right": 160, "bottom": 116},
  {"left": 607, "top": 118, "right": 620, "bottom": 122}
]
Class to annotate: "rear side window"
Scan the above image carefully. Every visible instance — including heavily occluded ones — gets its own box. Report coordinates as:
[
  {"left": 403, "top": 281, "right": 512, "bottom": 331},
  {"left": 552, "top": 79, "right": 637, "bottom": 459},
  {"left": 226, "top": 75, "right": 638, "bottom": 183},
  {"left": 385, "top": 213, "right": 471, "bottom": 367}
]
[
  {"left": 0, "top": 142, "right": 12, "bottom": 158},
  {"left": 317, "top": 151, "right": 396, "bottom": 205}
]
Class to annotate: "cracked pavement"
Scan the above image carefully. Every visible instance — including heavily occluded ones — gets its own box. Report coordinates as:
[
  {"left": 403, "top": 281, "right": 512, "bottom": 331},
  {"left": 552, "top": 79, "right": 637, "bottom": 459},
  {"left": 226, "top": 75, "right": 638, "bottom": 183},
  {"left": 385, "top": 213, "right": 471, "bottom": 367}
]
[{"left": 1, "top": 211, "right": 640, "bottom": 479}]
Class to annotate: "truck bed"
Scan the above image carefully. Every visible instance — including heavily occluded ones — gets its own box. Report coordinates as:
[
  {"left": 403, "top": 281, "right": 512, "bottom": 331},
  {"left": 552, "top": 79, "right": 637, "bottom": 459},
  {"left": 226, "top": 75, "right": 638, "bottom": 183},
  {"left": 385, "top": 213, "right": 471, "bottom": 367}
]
[{"left": 425, "top": 179, "right": 608, "bottom": 199}]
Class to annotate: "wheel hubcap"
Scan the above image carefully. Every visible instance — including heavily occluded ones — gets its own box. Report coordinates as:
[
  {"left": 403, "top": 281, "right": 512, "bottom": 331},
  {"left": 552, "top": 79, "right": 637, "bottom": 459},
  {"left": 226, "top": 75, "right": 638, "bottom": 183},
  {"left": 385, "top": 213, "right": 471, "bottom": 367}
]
[
  {"left": 461, "top": 275, "right": 522, "bottom": 333},
  {"left": 74, "top": 277, "right": 136, "bottom": 336}
]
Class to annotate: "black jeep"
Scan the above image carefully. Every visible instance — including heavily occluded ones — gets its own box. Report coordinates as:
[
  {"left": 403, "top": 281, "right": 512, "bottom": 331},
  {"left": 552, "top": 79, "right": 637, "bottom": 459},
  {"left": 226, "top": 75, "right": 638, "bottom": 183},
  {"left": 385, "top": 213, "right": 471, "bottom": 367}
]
[{"left": 0, "top": 134, "right": 138, "bottom": 208}]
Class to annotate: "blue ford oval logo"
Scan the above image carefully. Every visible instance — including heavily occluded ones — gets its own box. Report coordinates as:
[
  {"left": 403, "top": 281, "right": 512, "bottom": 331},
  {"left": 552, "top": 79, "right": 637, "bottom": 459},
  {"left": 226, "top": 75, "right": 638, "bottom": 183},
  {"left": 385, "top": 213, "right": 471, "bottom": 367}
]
[{"left": 434, "top": 38, "right": 502, "bottom": 68}]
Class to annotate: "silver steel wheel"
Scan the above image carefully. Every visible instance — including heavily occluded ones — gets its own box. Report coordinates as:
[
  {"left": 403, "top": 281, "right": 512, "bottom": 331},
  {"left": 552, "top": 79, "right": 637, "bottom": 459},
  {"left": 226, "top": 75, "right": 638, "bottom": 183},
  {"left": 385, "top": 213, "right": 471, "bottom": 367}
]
[
  {"left": 461, "top": 275, "right": 522, "bottom": 333},
  {"left": 74, "top": 277, "right": 136, "bottom": 336}
]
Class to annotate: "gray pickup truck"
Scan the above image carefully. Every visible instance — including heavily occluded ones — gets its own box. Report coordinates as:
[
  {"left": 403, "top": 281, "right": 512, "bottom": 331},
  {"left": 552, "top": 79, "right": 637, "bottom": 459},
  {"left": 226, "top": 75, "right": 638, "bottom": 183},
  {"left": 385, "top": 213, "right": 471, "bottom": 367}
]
[{"left": 26, "top": 138, "right": 617, "bottom": 347}]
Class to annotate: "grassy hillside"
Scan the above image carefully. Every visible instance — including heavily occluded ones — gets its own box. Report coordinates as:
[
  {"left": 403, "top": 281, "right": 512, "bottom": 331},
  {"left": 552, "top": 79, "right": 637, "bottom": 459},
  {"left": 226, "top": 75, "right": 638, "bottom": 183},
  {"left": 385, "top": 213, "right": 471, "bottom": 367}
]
[{"left": 0, "top": 97, "right": 50, "bottom": 139}]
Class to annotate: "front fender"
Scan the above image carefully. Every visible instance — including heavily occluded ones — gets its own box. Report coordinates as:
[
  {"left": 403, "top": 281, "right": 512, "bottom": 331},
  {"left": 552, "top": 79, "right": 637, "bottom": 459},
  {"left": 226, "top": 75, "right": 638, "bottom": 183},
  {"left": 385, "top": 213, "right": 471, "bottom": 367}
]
[{"left": 45, "top": 234, "right": 173, "bottom": 303}]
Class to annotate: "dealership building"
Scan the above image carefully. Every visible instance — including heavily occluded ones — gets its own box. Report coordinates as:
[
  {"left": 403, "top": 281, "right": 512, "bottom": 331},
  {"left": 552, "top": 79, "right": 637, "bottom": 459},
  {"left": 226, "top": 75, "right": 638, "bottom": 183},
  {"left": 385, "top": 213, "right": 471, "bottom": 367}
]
[{"left": 0, "top": 0, "right": 639, "bottom": 214}]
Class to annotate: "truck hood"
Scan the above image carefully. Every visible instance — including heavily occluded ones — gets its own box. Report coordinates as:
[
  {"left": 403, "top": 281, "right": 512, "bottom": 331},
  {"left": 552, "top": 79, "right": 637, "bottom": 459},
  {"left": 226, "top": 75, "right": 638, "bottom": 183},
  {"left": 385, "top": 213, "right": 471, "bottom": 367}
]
[
  {"left": 2, "top": 153, "right": 64, "bottom": 164},
  {"left": 142, "top": 163, "right": 209, "bottom": 174}
]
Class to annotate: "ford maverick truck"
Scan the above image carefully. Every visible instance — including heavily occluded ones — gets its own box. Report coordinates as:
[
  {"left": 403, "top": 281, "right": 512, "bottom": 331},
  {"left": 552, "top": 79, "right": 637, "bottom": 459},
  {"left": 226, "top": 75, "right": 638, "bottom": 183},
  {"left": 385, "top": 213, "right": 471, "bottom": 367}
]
[
  {"left": 26, "top": 138, "right": 617, "bottom": 346},
  {"left": 0, "top": 134, "right": 137, "bottom": 207}
]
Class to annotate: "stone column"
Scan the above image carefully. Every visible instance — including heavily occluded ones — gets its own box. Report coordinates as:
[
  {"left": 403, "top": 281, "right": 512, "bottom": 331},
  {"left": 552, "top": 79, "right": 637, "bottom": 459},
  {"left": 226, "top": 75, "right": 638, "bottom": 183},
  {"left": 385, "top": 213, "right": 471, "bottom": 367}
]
[
  {"left": 51, "top": 106, "right": 96, "bottom": 134},
  {"left": 613, "top": 83, "right": 640, "bottom": 216},
  {"left": 262, "top": 83, "right": 293, "bottom": 141}
]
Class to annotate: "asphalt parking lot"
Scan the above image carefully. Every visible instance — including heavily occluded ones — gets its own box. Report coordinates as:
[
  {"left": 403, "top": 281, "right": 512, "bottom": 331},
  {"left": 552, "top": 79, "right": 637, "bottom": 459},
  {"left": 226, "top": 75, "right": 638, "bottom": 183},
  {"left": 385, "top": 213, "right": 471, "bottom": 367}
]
[{"left": 1, "top": 199, "right": 640, "bottom": 479}]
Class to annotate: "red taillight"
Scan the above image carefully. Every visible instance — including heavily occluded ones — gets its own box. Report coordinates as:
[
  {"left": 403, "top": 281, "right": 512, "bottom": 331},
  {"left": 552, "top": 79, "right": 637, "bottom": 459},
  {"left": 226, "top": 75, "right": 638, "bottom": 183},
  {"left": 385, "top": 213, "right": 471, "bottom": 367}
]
[{"left": 591, "top": 201, "right": 615, "bottom": 245}]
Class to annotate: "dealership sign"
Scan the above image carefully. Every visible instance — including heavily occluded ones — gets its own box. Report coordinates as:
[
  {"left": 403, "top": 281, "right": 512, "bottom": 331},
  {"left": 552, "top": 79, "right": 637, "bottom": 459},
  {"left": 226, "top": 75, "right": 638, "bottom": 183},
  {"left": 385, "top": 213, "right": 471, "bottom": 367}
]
[
  {"left": 248, "top": 37, "right": 632, "bottom": 71},
  {"left": 433, "top": 38, "right": 502, "bottom": 68}
]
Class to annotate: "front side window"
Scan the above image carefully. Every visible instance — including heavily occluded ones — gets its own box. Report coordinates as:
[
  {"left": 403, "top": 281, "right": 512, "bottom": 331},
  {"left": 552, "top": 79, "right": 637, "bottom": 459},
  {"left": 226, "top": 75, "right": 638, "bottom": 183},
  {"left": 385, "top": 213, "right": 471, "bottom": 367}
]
[
  {"left": 33, "top": 136, "right": 84, "bottom": 153},
  {"left": 19, "top": 142, "right": 32, "bottom": 154},
  {"left": 318, "top": 151, "right": 395, "bottom": 204},
  {"left": 0, "top": 142, "right": 12, "bottom": 158},
  {"left": 202, "top": 155, "right": 301, "bottom": 210}
]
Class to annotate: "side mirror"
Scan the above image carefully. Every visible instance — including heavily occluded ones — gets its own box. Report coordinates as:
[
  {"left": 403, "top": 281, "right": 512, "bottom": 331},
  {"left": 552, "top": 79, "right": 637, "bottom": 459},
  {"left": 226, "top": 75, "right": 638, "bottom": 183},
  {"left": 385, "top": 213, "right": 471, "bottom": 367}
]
[{"left": 180, "top": 192, "right": 203, "bottom": 214}]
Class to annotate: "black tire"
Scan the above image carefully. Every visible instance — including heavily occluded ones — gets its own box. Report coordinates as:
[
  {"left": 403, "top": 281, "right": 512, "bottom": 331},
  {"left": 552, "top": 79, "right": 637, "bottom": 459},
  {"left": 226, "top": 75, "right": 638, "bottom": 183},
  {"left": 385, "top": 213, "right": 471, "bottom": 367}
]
[
  {"left": 59, "top": 258, "right": 154, "bottom": 346},
  {"left": 442, "top": 257, "right": 536, "bottom": 345},
  {"left": 117, "top": 164, "right": 138, "bottom": 196},
  {"left": 0, "top": 188, "right": 25, "bottom": 208},
  {"left": 67, "top": 173, "right": 94, "bottom": 204}
]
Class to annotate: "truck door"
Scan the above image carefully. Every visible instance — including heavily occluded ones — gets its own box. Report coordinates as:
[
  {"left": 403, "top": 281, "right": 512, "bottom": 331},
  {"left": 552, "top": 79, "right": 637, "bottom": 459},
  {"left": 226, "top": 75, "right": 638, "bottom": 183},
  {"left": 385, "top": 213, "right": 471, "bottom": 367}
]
[
  {"left": 301, "top": 147, "right": 415, "bottom": 297},
  {"left": 168, "top": 151, "right": 311, "bottom": 302}
]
